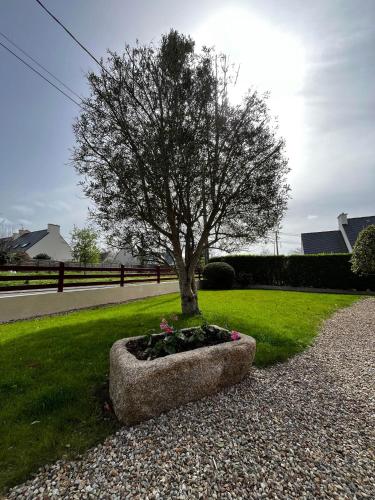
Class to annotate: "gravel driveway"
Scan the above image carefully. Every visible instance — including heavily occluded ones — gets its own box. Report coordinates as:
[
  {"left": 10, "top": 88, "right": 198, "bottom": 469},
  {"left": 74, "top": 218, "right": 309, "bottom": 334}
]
[{"left": 7, "top": 298, "right": 375, "bottom": 499}]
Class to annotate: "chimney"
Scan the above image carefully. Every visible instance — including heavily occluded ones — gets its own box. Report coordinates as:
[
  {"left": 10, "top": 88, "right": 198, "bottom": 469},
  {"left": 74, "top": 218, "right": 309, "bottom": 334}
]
[
  {"left": 18, "top": 229, "right": 30, "bottom": 236},
  {"left": 337, "top": 212, "right": 352, "bottom": 252},
  {"left": 12, "top": 232, "right": 19, "bottom": 240},
  {"left": 47, "top": 223, "right": 60, "bottom": 234},
  {"left": 337, "top": 213, "right": 348, "bottom": 226}
]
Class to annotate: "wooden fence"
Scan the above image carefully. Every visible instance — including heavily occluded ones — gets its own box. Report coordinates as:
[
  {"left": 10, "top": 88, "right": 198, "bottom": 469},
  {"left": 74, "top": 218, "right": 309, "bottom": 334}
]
[{"left": 0, "top": 263, "right": 190, "bottom": 293}]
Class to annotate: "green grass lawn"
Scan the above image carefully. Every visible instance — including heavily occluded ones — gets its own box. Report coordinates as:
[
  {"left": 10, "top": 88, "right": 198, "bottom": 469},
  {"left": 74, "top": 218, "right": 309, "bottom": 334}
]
[{"left": 0, "top": 290, "right": 358, "bottom": 492}]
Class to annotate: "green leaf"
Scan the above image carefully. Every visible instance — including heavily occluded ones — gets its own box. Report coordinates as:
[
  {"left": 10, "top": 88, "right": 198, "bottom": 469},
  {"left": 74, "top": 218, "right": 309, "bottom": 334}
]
[
  {"left": 164, "top": 343, "right": 176, "bottom": 354},
  {"left": 175, "top": 331, "right": 186, "bottom": 341}
]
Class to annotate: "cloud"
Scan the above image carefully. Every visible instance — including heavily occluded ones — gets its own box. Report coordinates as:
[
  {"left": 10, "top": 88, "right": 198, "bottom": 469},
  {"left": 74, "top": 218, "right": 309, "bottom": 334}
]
[
  {"left": 32, "top": 199, "right": 75, "bottom": 212},
  {"left": 0, "top": 215, "right": 13, "bottom": 225},
  {"left": 17, "top": 218, "right": 32, "bottom": 226},
  {"left": 33, "top": 200, "right": 46, "bottom": 208},
  {"left": 11, "top": 204, "right": 35, "bottom": 216},
  {"left": 52, "top": 200, "right": 72, "bottom": 212},
  {"left": 307, "top": 215, "right": 318, "bottom": 220}
]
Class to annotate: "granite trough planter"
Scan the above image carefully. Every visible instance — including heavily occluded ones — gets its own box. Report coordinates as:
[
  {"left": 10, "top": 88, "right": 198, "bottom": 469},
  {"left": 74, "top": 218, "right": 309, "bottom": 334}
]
[{"left": 109, "top": 326, "right": 256, "bottom": 425}]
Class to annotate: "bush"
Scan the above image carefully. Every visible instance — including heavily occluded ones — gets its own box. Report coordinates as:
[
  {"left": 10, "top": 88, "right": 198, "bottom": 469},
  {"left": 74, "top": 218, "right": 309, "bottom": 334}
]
[
  {"left": 10, "top": 252, "right": 31, "bottom": 265},
  {"left": 210, "top": 254, "right": 375, "bottom": 291},
  {"left": 34, "top": 253, "right": 51, "bottom": 260},
  {"left": 0, "top": 250, "right": 10, "bottom": 265},
  {"left": 202, "top": 262, "right": 235, "bottom": 289},
  {"left": 351, "top": 225, "right": 375, "bottom": 275}
]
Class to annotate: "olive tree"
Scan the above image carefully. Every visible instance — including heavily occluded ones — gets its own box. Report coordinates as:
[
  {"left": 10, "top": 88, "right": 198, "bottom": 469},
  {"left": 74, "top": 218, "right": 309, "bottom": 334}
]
[
  {"left": 73, "top": 30, "right": 289, "bottom": 315},
  {"left": 351, "top": 225, "right": 375, "bottom": 275}
]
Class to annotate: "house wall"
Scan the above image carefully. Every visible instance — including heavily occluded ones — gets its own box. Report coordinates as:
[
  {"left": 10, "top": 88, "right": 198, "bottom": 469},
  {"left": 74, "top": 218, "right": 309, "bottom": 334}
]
[
  {"left": 106, "top": 249, "right": 140, "bottom": 266},
  {"left": 27, "top": 228, "right": 72, "bottom": 261}
]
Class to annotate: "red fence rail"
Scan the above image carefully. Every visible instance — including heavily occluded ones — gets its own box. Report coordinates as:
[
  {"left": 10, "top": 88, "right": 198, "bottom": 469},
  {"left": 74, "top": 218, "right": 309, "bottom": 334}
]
[{"left": 0, "top": 263, "right": 183, "bottom": 293}]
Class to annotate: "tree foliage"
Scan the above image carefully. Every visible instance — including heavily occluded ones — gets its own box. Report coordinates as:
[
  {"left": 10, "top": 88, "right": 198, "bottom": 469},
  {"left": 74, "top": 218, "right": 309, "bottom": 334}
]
[
  {"left": 70, "top": 226, "right": 100, "bottom": 265},
  {"left": 0, "top": 249, "right": 10, "bottom": 265},
  {"left": 34, "top": 253, "right": 51, "bottom": 260},
  {"left": 11, "top": 252, "right": 31, "bottom": 265},
  {"left": 73, "top": 30, "right": 289, "bottom": 313},
  {"left": 0, "top": 238, "right": 11, "bottom": 265},
  {"left": 351, "top": 225, "right": 375, "bottom": 275}
]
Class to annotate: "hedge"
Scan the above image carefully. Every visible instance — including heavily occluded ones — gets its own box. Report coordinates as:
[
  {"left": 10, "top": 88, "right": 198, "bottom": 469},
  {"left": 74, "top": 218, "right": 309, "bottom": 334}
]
[{"left": 210, "top": 254, "right": 375, "bottom": 291}]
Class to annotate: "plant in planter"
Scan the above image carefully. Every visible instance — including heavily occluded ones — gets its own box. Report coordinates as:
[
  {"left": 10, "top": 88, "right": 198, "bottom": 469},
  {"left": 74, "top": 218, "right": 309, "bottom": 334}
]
[
  {"left": 127, "top": 318, "right": 242, "bottom": 360},
  {"left": 110, "top": 318, "right": 256, "bottom": 425}
]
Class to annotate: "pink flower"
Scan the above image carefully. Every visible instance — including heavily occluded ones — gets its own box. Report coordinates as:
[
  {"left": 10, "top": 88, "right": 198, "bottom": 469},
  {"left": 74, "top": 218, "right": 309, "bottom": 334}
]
[
  {"left": 160, "top": 318, "right": 168, "bottom": 328},
  {"left": 231, "top": 331, "right": 241, "bottom": 341},
  {"left": 160, "top": 320, "right": 174, "bottom": 334}
]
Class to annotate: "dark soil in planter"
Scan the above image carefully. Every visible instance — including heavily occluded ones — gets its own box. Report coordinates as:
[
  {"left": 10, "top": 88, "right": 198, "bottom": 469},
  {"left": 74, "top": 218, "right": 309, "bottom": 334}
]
[{"left": 126, "top": 325, "right": 233, "bottom": 361}]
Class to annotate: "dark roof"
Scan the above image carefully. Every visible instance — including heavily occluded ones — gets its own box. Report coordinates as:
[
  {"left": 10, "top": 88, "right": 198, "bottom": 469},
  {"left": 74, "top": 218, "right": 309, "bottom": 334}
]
[
  {"left": 6, "top": 230, "right": 48, "bottom": 252},
  {"left": 301, "top": 230, "right": 348, "bottom": 254},
  {"left": 345, "top": 216, "right": 375, "bottom": 247}
]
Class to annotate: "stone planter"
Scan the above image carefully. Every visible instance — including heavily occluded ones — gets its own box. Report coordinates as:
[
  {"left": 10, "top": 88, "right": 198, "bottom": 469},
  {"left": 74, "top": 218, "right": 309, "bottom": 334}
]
[{"left": 109, "top": 327, "right": 256, "bottom": 425}]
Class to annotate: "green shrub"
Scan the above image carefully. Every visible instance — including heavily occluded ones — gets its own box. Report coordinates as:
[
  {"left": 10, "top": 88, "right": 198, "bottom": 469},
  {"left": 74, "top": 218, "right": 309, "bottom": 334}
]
[
  {"left": 351, "top": 225, "right": 375, "bottom": 275},
  {"left": 202, "top": 262, "right": 235, "bottom": 289},
  {"left": 11, "top": 252, "right": 31, "bottom": 265},
  {"left": 210, "top": 254, "right": 375, "bottom": 291},
  {"left": 0, "top": 250, "right": 10, "bottom": 265},
  {"left": 34, "top": 253, "right": 51, "bottom": 260}
]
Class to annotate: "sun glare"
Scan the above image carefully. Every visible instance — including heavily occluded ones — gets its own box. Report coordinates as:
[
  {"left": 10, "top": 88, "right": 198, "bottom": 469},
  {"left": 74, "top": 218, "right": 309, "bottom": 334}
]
[{"left": 192, "top": 7, "right": 307, "bottom": 171}]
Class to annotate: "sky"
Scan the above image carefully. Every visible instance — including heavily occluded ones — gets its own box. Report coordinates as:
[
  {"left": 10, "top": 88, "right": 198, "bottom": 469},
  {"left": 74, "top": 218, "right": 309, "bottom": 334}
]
[{"left": 0, "top": 0, "right": 374, "bottom": 254}]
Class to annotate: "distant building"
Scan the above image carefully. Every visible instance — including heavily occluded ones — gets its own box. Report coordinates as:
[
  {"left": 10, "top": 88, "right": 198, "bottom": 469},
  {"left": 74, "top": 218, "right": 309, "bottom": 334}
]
[
  {"left": 301, "top": 213, "right": 375, "bottom": 254},
  {"left": 0, "top": 223, "right": 72, "bottom": 261},
  {"left": 101, "top": 249, "right": 140, "bottom": 266},
  {"left": 101, "top": 248, "right": 174, "bottom": 267}
]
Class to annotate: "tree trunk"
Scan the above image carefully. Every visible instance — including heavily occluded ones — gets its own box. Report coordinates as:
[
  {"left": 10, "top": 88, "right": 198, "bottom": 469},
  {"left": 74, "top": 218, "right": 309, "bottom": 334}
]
[{"left": 179, "top": 270, "right": 200, "bottom": 316}]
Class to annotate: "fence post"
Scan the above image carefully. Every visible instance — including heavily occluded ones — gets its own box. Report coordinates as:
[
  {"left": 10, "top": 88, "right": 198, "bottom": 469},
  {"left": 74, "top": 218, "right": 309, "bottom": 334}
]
[
  {"left": 156, "top": 265, "right": 161, "bottom": 284},
  {"left": 58, "top": 261, "right": 64, "bottom": 292},
  {"left": 120, "top": 264, "right": 125, "bottom": 287}
]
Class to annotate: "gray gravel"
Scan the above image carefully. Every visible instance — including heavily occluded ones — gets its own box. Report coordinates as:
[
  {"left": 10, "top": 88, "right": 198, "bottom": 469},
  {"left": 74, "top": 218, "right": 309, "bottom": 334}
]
[{"left": 7, "top": 298, "right": 375, "bottom": 499}]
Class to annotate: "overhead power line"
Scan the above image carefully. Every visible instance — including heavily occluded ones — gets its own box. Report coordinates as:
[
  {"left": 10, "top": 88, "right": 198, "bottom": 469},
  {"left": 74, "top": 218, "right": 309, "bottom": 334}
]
[
  {"left": 0, "top": 40, "right": 81, "bottom": 106},
  {"left": 35, "top": 0, "right": 109, "bottom": 75},
  {"left": 0, "top": 30, "right": 82, "bottom": 100}
]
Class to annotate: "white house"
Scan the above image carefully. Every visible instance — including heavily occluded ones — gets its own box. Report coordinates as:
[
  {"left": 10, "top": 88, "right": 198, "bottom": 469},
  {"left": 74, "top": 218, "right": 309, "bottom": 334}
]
[
  {"left": 101, "top": 249, "right": 140, "bottom": 266},
  {"left": 2, "top": 223, "right": 72, "bottom": 261}
]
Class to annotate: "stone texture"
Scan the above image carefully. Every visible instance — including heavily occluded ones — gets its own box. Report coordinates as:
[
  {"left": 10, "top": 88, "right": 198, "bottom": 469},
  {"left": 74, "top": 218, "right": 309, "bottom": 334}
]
[{"left": 109, "top": 327, "right": 256, "bottom": 425}]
